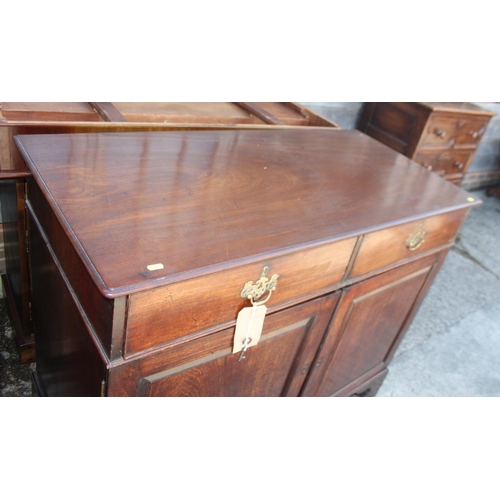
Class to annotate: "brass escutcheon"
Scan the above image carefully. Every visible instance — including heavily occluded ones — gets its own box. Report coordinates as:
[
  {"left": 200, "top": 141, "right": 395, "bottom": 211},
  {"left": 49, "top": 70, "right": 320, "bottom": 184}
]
[
  {"left": 240, "top": 266, "right": 279, "bottom": 305},
  {"left": 406, "top": 224, "right": 426, "bottom": 251}
]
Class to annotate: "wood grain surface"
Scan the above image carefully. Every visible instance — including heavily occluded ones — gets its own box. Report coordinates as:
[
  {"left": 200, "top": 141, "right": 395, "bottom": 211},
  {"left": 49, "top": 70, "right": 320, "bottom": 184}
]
[{"left": 15, "top": 129, "right": 478, "bottom": 297}]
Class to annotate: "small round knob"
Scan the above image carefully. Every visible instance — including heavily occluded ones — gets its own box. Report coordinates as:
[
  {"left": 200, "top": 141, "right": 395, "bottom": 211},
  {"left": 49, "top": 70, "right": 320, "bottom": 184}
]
[
  {"left": 435, "top": 129, "right": 447, "bottom": 138},
  {"left": 469, "top": 131, "right": 479, "bottom": 138},
  {"left": 454, "top": 161, "right": 464, "bottom": 169},
  {"left": 423, "top": 163, "right": 433, "bottom": 171}
]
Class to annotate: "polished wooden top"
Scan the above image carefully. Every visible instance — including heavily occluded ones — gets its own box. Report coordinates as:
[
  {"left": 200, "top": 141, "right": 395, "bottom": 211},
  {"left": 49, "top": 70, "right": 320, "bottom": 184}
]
[{"left": 15, "top": 129, "right": 478, "bottom": 297}]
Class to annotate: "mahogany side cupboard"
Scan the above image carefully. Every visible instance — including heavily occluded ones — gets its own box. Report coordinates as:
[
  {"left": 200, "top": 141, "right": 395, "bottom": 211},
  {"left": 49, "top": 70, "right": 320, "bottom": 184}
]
[
  {"left": 14, "top": 128, "right": 478, "bottom": 397},
  {"left": 0, "top": 102, "right": 340, "bottom": 363},
  {"left": 357, "top": 102, "right": 495, "bottom": 185}
]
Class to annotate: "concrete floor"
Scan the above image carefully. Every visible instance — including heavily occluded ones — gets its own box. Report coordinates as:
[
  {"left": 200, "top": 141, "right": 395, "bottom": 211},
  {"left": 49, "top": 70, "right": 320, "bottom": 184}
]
[
  {"left": 0, "top": 299, "right": 33, "bottom": 397},
  {"left": 1, "top": 188, "right": 499, "bottom": 397}
]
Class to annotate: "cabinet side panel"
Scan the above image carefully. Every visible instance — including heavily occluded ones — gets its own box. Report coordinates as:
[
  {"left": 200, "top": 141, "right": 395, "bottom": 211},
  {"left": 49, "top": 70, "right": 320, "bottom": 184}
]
[
  {"left": 27, "top": 178, "right": 115, "bottom": 355},
  {"left": 29, "top": 210, "right": 106, "bottom": 396}
]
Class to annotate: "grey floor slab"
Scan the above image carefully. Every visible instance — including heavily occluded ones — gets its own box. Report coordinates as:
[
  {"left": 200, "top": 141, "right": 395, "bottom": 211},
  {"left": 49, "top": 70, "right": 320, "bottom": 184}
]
[
  {"left": 395, "top": 248, "right": 500, "bottom": 357},
  {"left": 455, "top": 192, "right": 500, "bottom": 279},
  {"left": 377, "top": 299, "right": 500, "bottom": 397},
  {"left": 0, "top": 300, "right": 32, "bottom": 397}
]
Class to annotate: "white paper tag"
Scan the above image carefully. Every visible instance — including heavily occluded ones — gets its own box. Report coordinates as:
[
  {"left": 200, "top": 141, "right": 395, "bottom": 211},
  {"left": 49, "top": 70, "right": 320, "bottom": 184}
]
[
  {"left": 147, "top": 263, "right": 164, "bottom": 271},
  {"left": 232, "top": 304, "right": 267, "bottom": 354}
]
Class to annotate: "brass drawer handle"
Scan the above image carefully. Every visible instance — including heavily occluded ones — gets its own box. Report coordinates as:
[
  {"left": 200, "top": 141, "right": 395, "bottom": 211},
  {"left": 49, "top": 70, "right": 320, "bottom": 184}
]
[
  {"left": 468, "top": 126, "right": 485, "bottom": 139},
  {"left": 435, "top": 128, "right": 447, "bottom": 138},
  {"left": 453, "top": 161, "right": 464, "bottom": 170},
  {"left": 240, "top": 266, "right": 279, "bottom": 305},
  {"left": 406, "top": 224, "right": 427, "bottom": 251}
]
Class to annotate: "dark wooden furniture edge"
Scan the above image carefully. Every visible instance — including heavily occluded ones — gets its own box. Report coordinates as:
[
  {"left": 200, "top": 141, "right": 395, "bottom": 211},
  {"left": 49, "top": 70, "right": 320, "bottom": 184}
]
[
  {"left": 1, "top": 273, "right": 35, "bottom": 364},
  {"left": 287, "top": 102, "right": 339, "bottom": 127},
  {"left": 0, "top": 170, "right": 31, "bottom": 179},
  {"left": 348, "top": 368, "right": 388, "bottom": 397},
  {"left": 31, "top": 369, "right": 47, "bottom": 396},
  {"left": 234, "top": 102, "right": 286, "bottom": 125},
  {"left": 88, "top": 102, "right": 127, "bottom": 122},
  {"left": 486, "top": 186, "right": 500, "bottom": 197}
]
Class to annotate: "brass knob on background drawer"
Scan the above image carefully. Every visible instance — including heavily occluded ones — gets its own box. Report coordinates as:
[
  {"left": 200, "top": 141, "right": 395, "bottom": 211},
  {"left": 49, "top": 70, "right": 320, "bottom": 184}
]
[
  {"left": 240, "top": 266, "right": 279, "bottom": 305},
  {"left": 423, "top": 164, "right": 433, "bottom": 171},
  {"left": 406, "top": 224, "right": 427, "bottom": 251},
  {"left": 468, "top": 131, "right": 479, "bottom": 138},
  {"left": 454, "top": 161, "right": 464, "bottom": 169},
  {"left": 435, "top": 129, "right": 447, "bottom": 138}
]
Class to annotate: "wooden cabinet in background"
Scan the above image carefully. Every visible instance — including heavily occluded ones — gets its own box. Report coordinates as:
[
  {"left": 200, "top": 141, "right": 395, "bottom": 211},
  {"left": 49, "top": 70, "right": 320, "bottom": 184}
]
[
  {"left": 357, "top": 102, "right": 495, "bottom": 185},
  {"left": 16, "top": 128, "right": 478, "bottom": 397}
]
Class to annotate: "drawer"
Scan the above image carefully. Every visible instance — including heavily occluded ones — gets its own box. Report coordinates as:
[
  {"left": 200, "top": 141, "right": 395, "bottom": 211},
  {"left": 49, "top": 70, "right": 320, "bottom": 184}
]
[
  {"left": 349, "top": 210, "right": 468, "bottom": 278},
  {"left": 124, "top": 237, "right": 358, "bottom": 356},
  {"left": 414, "top": 150, "right": 474, "bottom": 176},
  {"left": 420, "top": 116, "right": 489, "bottom": 148}
]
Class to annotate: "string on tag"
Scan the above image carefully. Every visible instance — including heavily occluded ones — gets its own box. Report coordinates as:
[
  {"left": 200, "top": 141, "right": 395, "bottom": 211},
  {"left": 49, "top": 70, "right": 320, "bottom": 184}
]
[
  {"left": 234, "top": 280, "right": 273, "bottom": 360},
  {"left": 238, "top": 302, "right": 257, "bottom": 361}
]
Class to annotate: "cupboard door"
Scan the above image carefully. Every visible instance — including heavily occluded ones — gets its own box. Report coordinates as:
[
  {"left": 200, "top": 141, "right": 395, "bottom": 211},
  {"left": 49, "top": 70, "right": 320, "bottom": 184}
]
[
  {"left": 302, "top": 252, "right": 446, "bottom": 397},
  {"left": 109, "top": 293, "right": 340, "bottom": 397}
]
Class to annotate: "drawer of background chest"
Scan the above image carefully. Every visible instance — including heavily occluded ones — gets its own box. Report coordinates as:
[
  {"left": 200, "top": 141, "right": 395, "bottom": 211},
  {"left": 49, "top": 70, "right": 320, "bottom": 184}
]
[
  {"left": 124, "top": 237, "right": 358, "bottom": 356},
  {"left": 414, "top": 150, "right": 474, "bottom": 176},
  {"left": 349, "top": 210, "right": 468, "bottom": 279},
  {"left": 420, "top": 116, "right": 489, "bottom": 149}
]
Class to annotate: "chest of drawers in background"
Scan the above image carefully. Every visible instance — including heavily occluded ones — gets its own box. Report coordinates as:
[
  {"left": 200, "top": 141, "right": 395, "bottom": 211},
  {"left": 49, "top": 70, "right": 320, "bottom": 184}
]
[
  {"left": 14, "top": 129, "right": 479, "bottom": 397},
  {"left": 357, "top": 102, "right": 495, "bottom": 185}
]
